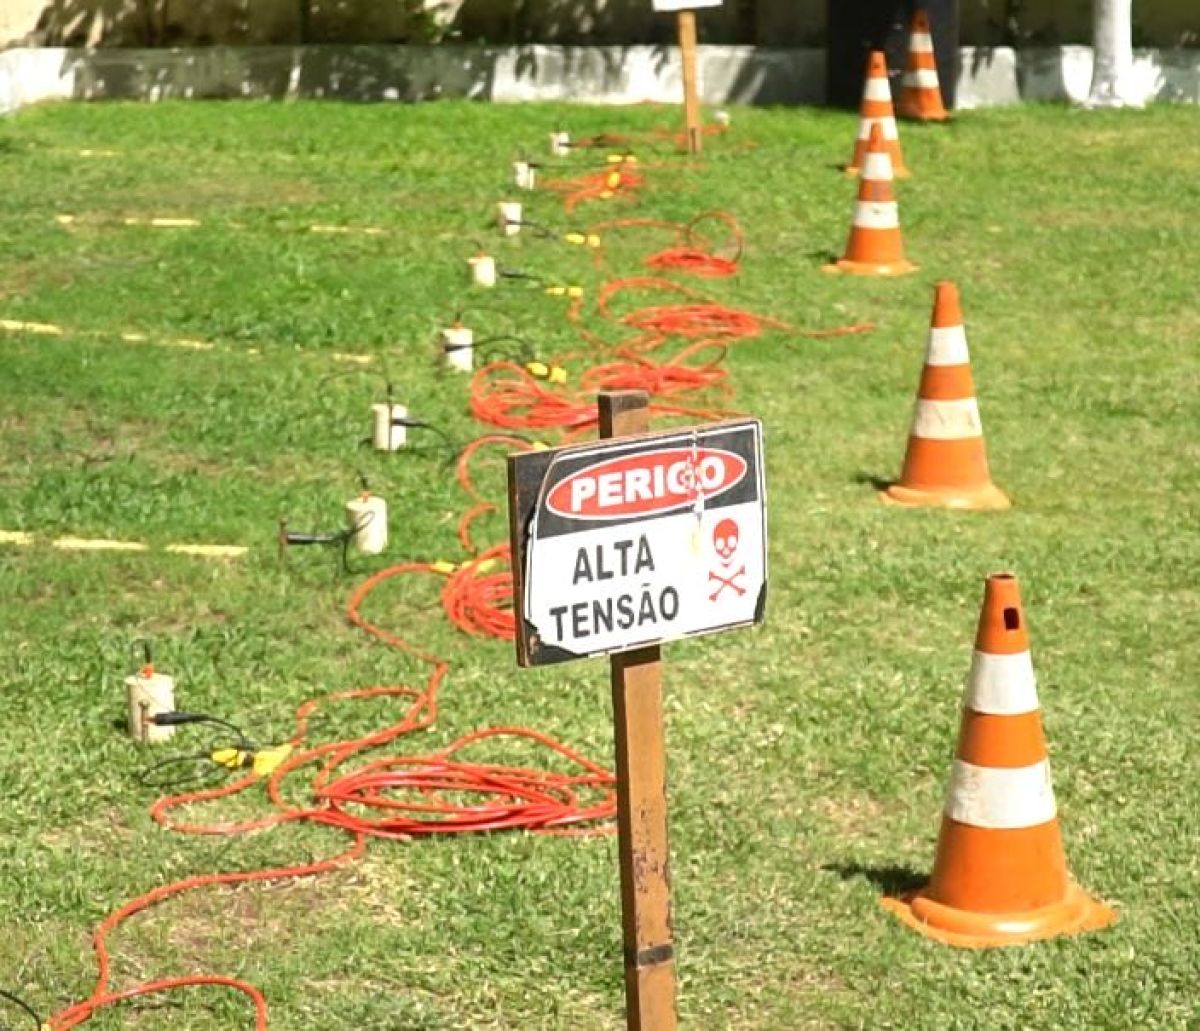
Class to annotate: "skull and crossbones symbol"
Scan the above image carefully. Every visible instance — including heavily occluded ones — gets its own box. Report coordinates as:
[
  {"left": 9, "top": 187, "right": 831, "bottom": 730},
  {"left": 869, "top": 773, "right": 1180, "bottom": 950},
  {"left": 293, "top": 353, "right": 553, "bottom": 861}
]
[{"left": 708, "top": 517, "right": 746, "bottom": 601}]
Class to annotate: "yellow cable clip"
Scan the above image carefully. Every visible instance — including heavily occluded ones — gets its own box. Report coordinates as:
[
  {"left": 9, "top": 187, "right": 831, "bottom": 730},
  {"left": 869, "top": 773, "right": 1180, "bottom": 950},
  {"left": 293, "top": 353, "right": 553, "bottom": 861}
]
[
  {"left": 544, "top": 285, "right": 566, "bottom": 297},
  {"left": 564, "top": 231, "right": 587, "bottom": 246},
  {"left": 566, "top": 285, "right": 584, "bottom": 299},
  {"left": 548, "top": 365, "right": 568, "bottom": 385},
  {"left": 466, "top": 557, "right": 499, "bottom": 574},
  {"left": 530, "top": 440, "right": 549, "bottom": 451},
  {"left": 605, "top": 171, "right": 621, "bottom": 189},
  {"left": 252, "top": 743, "right": 294, "bottom": 778},
  {"left": 585, "top": 233, "right": 602, "bottom": 248},
  {"left": 526, "top": 360, "right": 550, "bottom": 378},
  {"left": 211, "top": 747, "right": 248, "bottom": 771},
  {"left": 431, "top": 559, "right": 457, "bottom": 575}
]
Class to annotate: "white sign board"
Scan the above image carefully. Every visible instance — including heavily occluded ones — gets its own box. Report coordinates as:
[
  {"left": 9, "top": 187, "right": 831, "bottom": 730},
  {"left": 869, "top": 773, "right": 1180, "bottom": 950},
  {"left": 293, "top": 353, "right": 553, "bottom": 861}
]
[
  {"left": 508, "top": 420, "right": 766, "bottom": 665},
  {"left": 652, "top": 0, "right": 722, "bottom": 10}
]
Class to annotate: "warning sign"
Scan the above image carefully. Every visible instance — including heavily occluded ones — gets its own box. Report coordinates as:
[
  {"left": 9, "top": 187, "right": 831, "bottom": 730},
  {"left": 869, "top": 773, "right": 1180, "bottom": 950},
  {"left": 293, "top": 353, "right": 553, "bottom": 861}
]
[{"left": 508, "top": 419, "right": 766, "bottom": 666}]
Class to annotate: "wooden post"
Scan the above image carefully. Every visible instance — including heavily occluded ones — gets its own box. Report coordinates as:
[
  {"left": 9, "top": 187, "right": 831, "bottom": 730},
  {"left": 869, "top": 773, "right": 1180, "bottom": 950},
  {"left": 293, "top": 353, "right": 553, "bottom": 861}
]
[
  {"left": 676, "top": 10, "right": 702, "bottom": 156},
  {"left": 599, "top": 390, "right": 677, "bottom": 1031}
]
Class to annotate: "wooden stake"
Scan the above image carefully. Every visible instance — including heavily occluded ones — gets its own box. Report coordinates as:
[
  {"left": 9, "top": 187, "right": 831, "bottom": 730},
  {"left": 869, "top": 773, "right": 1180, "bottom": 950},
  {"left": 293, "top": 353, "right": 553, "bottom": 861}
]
[
  {"left": 599, "top": 390, "right": 677, "bottom": 1031},
  {"left": 676, "top": 10, "right": 702, "bottom": 156}
]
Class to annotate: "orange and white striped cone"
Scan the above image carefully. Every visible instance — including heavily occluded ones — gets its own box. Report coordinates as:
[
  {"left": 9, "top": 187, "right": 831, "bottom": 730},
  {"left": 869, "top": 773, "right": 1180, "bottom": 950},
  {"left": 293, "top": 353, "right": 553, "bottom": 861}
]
[
  {"left": 898, "top": 9, "right": 950, "bottom": 122},
  {"left": 882, "top": 573, "right": 1117, "bottom": 947},
  {"left": 883, "top": 281, "right": 1007, "bottom": 507},
  {"left": 845, "top": 50, "right": 910, "bottom": 178},
  {"left": 824, "top": 123, "right": 916, "bottom": 277}
]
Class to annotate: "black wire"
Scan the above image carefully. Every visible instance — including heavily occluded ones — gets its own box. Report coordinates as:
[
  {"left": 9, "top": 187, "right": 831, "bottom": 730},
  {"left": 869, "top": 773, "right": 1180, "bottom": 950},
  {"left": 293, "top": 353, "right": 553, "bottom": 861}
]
[
  {"left": 138, "top": 750, "right": 233, "bottom": 790},
  {"left": 0, "top": 986, "right": 44, "bottom": 1028},
  {"left": 498, "top": 268, "right": 542, "bottom": 285},
  {"left": 470, "top": 333, "right": 536, "bottom": 364},
  {"left": 137, "top": 712, "right": 259, "bottom": 789},
  {"left": 510, "top": 217, "right": 554, "bottom": 239}
]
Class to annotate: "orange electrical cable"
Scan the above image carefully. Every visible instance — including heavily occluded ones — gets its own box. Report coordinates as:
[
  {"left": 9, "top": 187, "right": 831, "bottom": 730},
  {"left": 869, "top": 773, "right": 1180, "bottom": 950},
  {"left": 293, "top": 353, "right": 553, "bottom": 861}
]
[
  {"left": 45, "top": 119, "right": 814, "bottom": 1031},
  {"left": 542, "top": 161, "right": 644, "bottom": 212}
]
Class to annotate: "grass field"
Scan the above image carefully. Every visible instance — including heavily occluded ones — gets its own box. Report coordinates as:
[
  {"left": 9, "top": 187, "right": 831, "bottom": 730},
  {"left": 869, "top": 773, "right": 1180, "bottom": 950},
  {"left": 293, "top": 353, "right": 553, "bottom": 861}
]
[{"left": 1, "top": 97, "right": 1198, "bottom": 1030}]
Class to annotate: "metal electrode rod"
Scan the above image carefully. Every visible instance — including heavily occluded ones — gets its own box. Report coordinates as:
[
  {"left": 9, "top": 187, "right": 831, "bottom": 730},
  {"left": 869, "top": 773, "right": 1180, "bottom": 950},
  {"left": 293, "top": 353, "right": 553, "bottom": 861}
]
[
  {"left": 598, "top": 390, "right": 677, "bottom": 1031},
  {"left": 677, "top": 10, "right": 702, "bottom": 156}
]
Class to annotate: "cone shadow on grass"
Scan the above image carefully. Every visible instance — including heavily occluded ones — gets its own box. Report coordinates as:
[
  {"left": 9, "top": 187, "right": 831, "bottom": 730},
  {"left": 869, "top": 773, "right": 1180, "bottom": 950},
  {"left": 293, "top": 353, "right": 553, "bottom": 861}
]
[
  {"left": 823, "top": 862, "right": 926, "bottom": 896},
  {"left": 853, "top": 471, "right": 892, "bottom": 492}
]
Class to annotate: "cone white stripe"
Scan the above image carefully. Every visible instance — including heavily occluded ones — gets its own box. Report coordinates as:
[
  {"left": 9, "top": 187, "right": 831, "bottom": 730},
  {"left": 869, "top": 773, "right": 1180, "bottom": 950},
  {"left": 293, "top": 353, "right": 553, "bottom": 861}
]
[
  {"left": 926, "top": 325, "right": 970, "bottom": 366},
  {"left": 944, "top": 759, "right": 1057, "bottom": 829},
  {"left": 861, "top": 151, "right": 894, "bottom": 182},
  {"left": 853, "top": 201, "right": 899, "bottom": 230},
  {"left": 910, "top": 398, "right": 982, "bottom": 440},
  {"left": 903, "top": 68, "right": 941, "bottom": 88},
  {"left": 909, "top": 32, "right": 934, "bottom": 52},
  {"left": 857, "top": 116, "right": 898, "bottom": 141},
  {"left": 964, "top": 651, "right": 1040, "bottom": 715},
  {"left": 864, "top": 77, "right": 892, "bottom": 102}
]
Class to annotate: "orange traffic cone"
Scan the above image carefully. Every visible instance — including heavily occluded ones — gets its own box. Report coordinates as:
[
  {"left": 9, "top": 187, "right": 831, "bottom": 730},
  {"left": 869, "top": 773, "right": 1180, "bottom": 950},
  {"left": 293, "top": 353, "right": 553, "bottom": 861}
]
[
  {"left": 882, "top": 573, "right": 1117, "bottom": 947},
  {"left": 824, "top": 123, "right": 916, "bottom": 277},
  {"left": 846, "top": 50, "right": 910, "bottom": 178},
  {"left": 898, "top": 10, "right": 950, "bottom": 122},
  {"left": 883, "top": 282, "right": 1007, "bottom": 507}
]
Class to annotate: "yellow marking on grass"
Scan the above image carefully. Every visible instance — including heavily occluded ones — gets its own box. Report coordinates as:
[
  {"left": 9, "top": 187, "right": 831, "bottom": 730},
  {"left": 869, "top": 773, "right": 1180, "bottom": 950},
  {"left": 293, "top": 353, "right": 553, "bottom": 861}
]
[
  {"left": 310, "top": 225, "right": 387, "bottom": 236},
  {"left": 52, "top": 537, "right": 149, "bottom": 552},
  {"left": 0, "top": 319, "right": 64, "bottom": 335},
  {"left": 122, "top": 217, "right": 201, "bottom": 228},
  {"left": 165, "top": 543, "right": 249, "bottom": 559}
]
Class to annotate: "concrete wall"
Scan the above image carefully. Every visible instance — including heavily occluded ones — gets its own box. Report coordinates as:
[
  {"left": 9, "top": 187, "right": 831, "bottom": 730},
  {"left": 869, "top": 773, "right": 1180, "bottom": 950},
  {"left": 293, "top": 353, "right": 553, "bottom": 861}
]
[
  {"left": 3, "top": 1, "right": 1198, "bottom": 49},
  {"left": 3, "top": 43, "right": 1198, "bottom": 118}
]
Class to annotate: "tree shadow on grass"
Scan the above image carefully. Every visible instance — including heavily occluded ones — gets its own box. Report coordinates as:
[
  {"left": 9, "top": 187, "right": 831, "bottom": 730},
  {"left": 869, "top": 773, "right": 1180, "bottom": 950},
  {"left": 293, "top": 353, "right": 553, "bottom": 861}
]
[{"left": 823, "top": 861, "right": 926, "bottom": 895}]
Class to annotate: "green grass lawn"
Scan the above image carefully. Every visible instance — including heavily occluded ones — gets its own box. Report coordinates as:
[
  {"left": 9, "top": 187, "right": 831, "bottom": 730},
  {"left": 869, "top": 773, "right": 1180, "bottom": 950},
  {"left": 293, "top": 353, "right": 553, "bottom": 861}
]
[{"left": 1, "top": 98, "right": 1198, "bottom": 1029}]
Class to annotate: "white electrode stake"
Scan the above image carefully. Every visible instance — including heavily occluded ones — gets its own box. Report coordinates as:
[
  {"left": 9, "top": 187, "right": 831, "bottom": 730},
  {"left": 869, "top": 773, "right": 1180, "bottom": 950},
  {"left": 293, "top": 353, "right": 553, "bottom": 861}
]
[
  {"left": 550, "top": 130, "right": 571, "bottom": 157},
  {"left": 441, "top": 323, "right": 474, "bottom": 373},
  {"left": 126, "top": 666, "right": 176, "bottom": 744},
  {"left": 346, "top": 493, "right": 388, "bottom": 555},
  {"left": 498, "top": 201, "right": 522, "bottom": 237},
  {"left": 514, "top": 160, "right": 536, "bottom": 191},
  {"left": 371, "top": 402, "right": 407, "bottom": 451},
  {"left": 469, "top": 253, "right": 496, "bottom": 287}
]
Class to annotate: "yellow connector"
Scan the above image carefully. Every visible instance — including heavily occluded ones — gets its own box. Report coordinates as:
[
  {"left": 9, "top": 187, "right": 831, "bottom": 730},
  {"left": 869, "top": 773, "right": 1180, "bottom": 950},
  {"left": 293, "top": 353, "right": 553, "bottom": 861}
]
[
  {"left": 548, "top": 366, "right": 568, "bottom": 385},
  {"left": 564, "top": 231, "right": 587, "bottom": 245},
  {"left": 605, "top": 171, "right": 621, "bottom": 189},
  {"left": 544, "top": 285, "right": 566, "bottom": 296},
  {"left": 467, "top": 557, "right": 499, "bottom": 574},
  {"left": 585, "top": 234, "right": 602, "bottom": 248},
  {"left": 211, "top": 747, "right": 249, "bottom": 771},
  {"left": 526, "top": 360, "right": 550, "bottom": 378},
  {"left": 431, "top": 559, "right": 457, "bottom": 575},
  {"left": 252, "top": 743, "right": 294, "bottom": 778},
  {"left": 566, "top": 286, "right": 584, "bottom": 299},
  {"left": 531, "top": 440, "right": 549, "bottom": 451}
]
